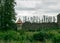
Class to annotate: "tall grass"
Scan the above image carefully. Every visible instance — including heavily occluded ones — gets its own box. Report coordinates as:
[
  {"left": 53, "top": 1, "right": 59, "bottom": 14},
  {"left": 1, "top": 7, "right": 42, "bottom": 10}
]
[{"left": 0, "top": 28, "right": 60, "bottom": 43}]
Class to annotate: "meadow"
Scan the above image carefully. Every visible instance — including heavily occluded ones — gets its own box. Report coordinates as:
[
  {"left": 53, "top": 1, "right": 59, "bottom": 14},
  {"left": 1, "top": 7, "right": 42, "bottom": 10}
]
[{"left": 0, "top": 28, "right": 60, "bottom": 43}]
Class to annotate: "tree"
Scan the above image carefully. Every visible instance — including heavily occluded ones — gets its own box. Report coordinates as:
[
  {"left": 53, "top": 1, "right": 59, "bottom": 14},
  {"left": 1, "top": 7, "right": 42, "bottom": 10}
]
[
  {"left": 45, "top": 16, "right": 48, "bottom": 23},
  {"left": 53, "top": 16, "right": 56, "bottom": 23},
  {"left": 43, "top": 15, "right": 45, "bottom": 23},
  {"left": 0, "top": 0, "right": 16, "bottom": 31},
  {"left": 39, "top": 17, "right": 40, "bottom": 23},
  {"left": 32, "top": 16, "right": 36, "bottom": 23},
  {"left": 35, "top": 16, "right": 37, "bottom": 23},
  {"left": 48, "top": 16, "right": 52, "bottom": 23},
  {"left": 30, "top": 17, "right": 33, "bottom": 23},
  {"left": 23, "top": 16, "right": 27, "bottom": 22}
]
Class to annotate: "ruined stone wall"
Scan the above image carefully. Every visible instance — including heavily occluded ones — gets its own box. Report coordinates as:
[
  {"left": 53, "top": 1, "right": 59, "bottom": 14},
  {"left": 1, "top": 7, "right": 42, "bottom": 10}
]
[
  {"left": 22, "top": 22, "right": 58, "bottom": 31},
  {"left": 57, "top": 14, "right": 60, "bottom": 28}
]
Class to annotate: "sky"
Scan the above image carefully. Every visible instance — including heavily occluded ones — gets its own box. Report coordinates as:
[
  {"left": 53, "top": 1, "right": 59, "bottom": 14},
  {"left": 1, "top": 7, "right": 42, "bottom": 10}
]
[{"left": 15, "top": 0, "right": 60, "bottom": 18}]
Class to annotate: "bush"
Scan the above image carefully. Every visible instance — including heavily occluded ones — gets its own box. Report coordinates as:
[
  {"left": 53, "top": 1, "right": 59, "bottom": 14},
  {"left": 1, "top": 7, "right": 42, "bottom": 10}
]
[
  {"left": 33, "top": 31, "right": 46, "bottom": 41},
  {"left": 0, "top": 32, "right": 7, "bottom": 40},
  {"left": 46, "top": 32, "right": 54, "bottom": 39},
  {"left": 6, "top": 30, "right": 19, "bottom": 40},
  {"left": 0, "top": 30, "right": 20, "bottom": 40},
  {"left": 33, "top": 31, "right": 54, "bottom": 42},
  {"left": 52, "top": 34, "right": 60, "bottom": 43}
]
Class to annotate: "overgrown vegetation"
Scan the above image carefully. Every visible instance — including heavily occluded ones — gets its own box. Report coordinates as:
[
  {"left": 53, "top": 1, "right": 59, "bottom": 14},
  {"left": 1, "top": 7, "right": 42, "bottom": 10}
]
[
  {"left": 0, "top": 0, "right": 60, "bottom": 43},
  {"left": 0, "top": 29, "right": 60, "bottom": 43}
]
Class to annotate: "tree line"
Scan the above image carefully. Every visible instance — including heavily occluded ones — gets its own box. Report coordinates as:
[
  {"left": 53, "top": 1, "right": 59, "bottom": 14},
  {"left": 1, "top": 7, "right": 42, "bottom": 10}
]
[{"left": 22, "top": 15, "right": 56, "bottom": 23}]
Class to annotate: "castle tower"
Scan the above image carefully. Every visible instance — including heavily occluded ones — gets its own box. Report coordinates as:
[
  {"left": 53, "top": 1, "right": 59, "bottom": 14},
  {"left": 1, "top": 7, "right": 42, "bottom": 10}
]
[
  {"left": 16, "top": 18, "right": 22, "bottom": 30},
  {"left": 57, "top": 14, "right": 60, "bottom": 28}
]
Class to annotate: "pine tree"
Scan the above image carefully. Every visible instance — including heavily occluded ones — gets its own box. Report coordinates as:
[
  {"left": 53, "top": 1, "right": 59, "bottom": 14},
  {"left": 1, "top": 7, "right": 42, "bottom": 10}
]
[{"left": 0, "top": 0, "right": 16, "bottom": 31}]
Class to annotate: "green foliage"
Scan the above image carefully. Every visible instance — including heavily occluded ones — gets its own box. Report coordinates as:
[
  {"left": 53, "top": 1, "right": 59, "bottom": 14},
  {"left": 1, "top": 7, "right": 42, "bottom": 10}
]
[
  {"left": 33, "top": 31, "right": 55, "bottom": 42},
  {"left": 33, "top": 31, "right": 46, "bottom": 41},
  {"left": 52, "top": 34, "right": 60, "bottom": 43},
  {"left": 0, "top": 30, "right": 19, "bottom": 40},
  {"left": 0, "top": 32, "right": 6, "bottom": 40},
  {"left": 0, "top": 29, "right": 60, "bottom": 43},
  {"left": 0, "top": 0, "right": 16, "bottom": 31}
]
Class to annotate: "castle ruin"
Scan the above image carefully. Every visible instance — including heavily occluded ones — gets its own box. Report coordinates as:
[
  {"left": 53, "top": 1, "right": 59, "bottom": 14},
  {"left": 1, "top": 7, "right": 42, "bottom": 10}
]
[{"left": 16, "top": 14, "right": 60, "bottom": 31}]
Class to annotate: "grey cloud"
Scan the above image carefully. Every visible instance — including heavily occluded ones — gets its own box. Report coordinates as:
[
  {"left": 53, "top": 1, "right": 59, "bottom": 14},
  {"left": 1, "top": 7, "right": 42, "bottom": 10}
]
[
  {"left": 44, "top": 9, "right": 60, "bottom": 13},
  {"left": 44, "top": 2, "right": 57, "bottom": 5},
  {"left": 15, "top": 7, "right": 37, "bottom": 11},
  {"left": 18, "top": 0, "right": 41, "bottom": 1},
  {"left": 15, "top": 0, "right": 58, "bottom": 10},
  {"left": 15, "top": 6, "right": 38, "bottom": 11},
  {"left": 15, "top": 0, "right": 60, "bottom": 16}
]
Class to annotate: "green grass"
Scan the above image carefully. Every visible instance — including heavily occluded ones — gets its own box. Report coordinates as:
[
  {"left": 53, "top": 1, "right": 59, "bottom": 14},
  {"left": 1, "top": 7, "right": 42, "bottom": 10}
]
[{"left": 0, "top": 28, "right": 60, "bottom": 43}]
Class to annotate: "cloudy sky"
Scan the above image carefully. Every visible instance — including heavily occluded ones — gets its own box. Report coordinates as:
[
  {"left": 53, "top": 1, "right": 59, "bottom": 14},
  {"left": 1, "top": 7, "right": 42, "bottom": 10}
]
[{"left": 15, "top": 0, "right": 60, "bottom": 17}]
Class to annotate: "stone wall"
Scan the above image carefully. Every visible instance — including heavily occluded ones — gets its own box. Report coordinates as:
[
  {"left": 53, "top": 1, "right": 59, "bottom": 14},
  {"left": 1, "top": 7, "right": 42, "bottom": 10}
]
[
  {"left": 57, "top": 14, "right": 60, "bottom": 28},
  {"left": 22, "top": 22, "right": 58, "bottom": 31},
  {"left": 16, "top": 14, "right": 60, "bottom": 31}
]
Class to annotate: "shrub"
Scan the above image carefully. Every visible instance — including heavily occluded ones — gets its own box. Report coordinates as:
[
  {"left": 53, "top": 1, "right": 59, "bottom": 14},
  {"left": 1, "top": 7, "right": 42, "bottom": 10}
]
[
  {"left": 33, "top": 31, "right": 46, "bottom": 41},
  {"left": 52, "top": 34, "right": 60, "bottom": 43},
  {"left": 0, "top": 30, "right": 20, "bottom": 40},
  {"left": 46, "top": 32, "right": 54, "bottom": 39},
  {"left": 33, "top": 31, "right": 54, "bottom": 42},
  {"left": 6, "top": 30, "right": 19, "bottom": 40},
  {"left": 0, "top": 32, "right": 7, "bottom": 40}
]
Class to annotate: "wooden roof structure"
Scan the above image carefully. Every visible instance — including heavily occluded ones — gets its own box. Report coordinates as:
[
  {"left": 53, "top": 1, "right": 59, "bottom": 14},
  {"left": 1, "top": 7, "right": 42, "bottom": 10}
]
[{"left": 16, "top": 18, "right": 22, "bottom": 24}]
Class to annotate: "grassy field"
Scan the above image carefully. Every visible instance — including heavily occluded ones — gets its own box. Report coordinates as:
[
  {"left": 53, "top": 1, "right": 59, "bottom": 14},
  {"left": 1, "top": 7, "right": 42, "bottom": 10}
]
[{"left": 0, "top": 28, "right": 60, "bottom": 43}]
